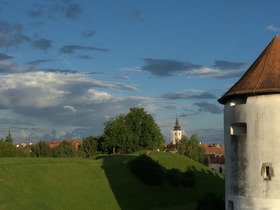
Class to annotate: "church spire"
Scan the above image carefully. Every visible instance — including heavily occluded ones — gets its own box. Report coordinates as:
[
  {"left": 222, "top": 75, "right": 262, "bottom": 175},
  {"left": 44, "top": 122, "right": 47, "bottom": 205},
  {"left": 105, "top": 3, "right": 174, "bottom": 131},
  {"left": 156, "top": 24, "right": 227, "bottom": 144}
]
[{"left": 173, "top": 114, "right": 181, "bottom": 131}]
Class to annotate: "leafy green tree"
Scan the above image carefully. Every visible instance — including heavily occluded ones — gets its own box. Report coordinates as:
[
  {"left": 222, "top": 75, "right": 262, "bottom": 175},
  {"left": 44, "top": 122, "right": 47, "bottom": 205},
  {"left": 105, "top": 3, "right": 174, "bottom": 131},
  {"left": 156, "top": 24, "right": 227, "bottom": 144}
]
[
  {"left": 125, "top": 107, "right": 164, "bottom": 150},
  {"left": 176, "top": 135, "right": 188, "bottom": 154},
  {"left": 173, "top": 134, "right": 209, "bottom": 165},
  {"left": 103, "top": 107, "right": 164, "bottom": 154},
  {"left": 31, "top": 141, "right": 52, "bottom": 157},
  {"left": 78, "top": 136, "right": 98, "bottom": 157},
  {"left": 103, "top": 114, "right": 133, "bottom": 154},
  {"left": 185, "top": 134, "right": 208, "bottom": 165},
  {"left": 52, "top": 140, "right": 76, "bottom": 157}
]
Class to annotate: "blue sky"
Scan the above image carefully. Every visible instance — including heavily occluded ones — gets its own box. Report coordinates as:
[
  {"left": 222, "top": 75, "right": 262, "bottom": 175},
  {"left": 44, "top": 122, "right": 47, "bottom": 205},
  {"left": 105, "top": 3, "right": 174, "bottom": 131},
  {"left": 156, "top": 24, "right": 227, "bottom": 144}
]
[{"left": 0, "top": 0, "right": 279, "bottom": 143}]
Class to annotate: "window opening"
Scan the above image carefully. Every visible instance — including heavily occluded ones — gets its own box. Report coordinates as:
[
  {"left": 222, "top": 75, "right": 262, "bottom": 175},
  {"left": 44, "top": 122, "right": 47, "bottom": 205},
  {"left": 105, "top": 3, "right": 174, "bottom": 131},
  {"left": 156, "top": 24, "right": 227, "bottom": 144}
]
[
  {"left": 261, "top": 163, "right": 274, "bottom": 180},
  {"left": 228, "top": 200, "right": 234, "bottom": 210}
]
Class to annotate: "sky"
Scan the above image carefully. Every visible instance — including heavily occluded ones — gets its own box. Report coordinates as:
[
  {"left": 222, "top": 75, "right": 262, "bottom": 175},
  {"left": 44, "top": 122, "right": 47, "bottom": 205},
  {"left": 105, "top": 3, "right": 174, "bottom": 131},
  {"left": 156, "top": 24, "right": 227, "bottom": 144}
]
[{"left": 0, "top": 0, "right": 279, "bottom": 144}]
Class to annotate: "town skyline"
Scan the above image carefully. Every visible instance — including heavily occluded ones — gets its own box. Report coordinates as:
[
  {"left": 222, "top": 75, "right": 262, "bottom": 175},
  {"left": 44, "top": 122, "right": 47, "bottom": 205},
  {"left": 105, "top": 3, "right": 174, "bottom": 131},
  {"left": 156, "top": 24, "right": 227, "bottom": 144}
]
[{"left": 0, "top": 0, "right": 279, "bottom": 143}]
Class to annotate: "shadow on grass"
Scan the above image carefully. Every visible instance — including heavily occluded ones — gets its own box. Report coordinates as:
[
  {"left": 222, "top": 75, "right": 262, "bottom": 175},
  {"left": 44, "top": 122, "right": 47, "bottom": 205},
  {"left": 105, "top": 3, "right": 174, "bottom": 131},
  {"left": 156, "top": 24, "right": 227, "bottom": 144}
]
[{"left": 99, "top": 154, "right": 225, "bottom": 210}]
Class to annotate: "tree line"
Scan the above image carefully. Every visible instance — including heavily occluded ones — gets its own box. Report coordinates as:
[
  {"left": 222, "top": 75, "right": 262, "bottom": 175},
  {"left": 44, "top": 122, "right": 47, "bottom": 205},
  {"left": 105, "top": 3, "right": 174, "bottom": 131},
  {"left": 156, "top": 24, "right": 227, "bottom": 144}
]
[{"left": 0, "top": 107, "right": 208, "bottom": 165}]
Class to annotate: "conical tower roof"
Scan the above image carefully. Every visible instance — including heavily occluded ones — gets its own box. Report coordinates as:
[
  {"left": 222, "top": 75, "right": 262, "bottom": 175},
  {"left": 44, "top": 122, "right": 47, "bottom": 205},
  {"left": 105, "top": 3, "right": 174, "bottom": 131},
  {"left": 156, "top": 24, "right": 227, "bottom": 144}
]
[{"left": 218, "top": 36, "right": 280, "bottom": 104}]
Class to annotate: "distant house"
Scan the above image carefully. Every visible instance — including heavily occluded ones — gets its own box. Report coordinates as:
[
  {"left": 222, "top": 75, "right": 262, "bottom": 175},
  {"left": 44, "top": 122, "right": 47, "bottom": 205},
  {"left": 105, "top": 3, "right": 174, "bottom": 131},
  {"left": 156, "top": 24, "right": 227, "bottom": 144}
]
[
  {"left": 202, "top": 143, "right": 225, "bottom": 173},
  {"left": 48, "top": 139, "right": 83, "bottom": 151}
]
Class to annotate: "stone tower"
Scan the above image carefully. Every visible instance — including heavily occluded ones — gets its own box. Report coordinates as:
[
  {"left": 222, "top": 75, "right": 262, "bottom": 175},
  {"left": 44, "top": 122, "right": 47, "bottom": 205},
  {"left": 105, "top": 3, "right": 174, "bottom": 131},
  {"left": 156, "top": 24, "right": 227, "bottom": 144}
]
[
  {"left": 218, "top": 36, "right": 280, "bottom": 210},
  {"left": 171, "top": 115, "right": 184, "bottom": 144}
]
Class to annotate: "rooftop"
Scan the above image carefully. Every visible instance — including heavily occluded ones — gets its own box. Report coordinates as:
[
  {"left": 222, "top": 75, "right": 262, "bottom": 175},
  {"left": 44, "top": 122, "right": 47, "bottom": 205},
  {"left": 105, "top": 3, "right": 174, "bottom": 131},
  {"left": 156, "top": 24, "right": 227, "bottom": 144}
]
[{"left": 218, "top": 35, "right": 280, "bottom": 104}]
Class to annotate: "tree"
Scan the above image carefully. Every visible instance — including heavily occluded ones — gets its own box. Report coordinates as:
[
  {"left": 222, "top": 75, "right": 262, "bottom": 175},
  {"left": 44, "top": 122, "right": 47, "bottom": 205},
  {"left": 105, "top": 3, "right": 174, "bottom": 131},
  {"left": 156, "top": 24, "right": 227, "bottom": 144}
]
[
  {"left": 103, "top": 107, "right": 164, "bottom": 154},
  {"left": 103, "top": 114, "right": 133, "bottom": 154},
  {"left": 78, "top": 136, "right": 98, "bottom": 157},
  {"left": 125, "top": 107, "right": 164, "bottom": 150},
  {"left": 185, "top": 134, "right": 209, "bottom": 165},
  {"left": 31, "top": 141, "right": 52, "bottom": 157},
  {"left": 0, "top": 140, "right": 25, "bottom": 157},
  {"left": 173, "top": 135, "right": 208, "bottom": 165},
  {"left": 5, "top": 131, "right": 13, "bottom": 143},
  {"left": 52, "top": 140, "right": 76, "bottom": 157}
]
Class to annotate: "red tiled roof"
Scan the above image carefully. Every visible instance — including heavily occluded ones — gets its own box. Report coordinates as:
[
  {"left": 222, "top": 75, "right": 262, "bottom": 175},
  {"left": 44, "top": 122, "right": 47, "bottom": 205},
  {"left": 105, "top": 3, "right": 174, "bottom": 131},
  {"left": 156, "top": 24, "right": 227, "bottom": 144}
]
[
  {"left": 202, "top": 143, "right": 225, "bottom": 155},
  {"left": 48, "top": 139, "right": 83, "bottom": 150},
  {"left": 218, "top": 36, "right": 280, "bottom": 104}
]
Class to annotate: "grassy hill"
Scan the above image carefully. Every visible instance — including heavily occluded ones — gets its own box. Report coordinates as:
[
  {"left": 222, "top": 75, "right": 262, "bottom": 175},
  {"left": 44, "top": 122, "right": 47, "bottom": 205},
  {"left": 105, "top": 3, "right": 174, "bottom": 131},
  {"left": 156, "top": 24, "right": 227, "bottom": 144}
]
[{"left": 0, "top": 152, "right": 224, "bottom": 210}]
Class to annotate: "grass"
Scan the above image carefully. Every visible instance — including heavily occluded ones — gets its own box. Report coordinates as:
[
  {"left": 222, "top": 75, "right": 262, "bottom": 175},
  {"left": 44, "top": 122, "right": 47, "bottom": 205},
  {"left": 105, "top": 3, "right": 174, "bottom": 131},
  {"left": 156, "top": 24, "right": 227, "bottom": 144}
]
[{"left": 0, "top": 152, "right": 224, "bottom": 210}]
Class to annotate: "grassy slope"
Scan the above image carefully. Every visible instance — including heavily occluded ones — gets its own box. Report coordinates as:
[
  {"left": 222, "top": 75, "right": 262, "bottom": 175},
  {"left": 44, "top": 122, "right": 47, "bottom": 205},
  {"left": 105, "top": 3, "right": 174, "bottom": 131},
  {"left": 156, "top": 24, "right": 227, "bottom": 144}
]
[{"left": 0, "top": 152, "right": 224, "bottom": 210}]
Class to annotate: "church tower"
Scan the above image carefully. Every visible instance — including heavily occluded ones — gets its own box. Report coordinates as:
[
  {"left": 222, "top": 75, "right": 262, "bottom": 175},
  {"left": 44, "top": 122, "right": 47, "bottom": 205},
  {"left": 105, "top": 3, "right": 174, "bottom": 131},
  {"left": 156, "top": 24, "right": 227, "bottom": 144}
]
[
  {"left": 171, "top": 115, "right": 184, "bottom": 144},
  {"left": 218, "top": 36, "right": 280, "bottom": 210}
]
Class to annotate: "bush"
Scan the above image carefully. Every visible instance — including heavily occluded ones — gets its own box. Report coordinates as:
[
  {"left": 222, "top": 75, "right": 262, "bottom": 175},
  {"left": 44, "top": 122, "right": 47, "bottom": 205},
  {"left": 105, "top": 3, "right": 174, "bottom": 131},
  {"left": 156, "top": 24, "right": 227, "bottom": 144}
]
[
  {"left": 196, "top": 193, "right": 225, "bottom": 210},
  {"left": 52, "top": 140, "right": 76, "bottom": 158},
  {"left": 166, "top": 168, "right": 183, "bottom": 187},
  {"left": 128, "top": 154, "right": 165, "bottom": 186},
  {"left": 182, "top": 170, "right": 195, "bottom": 188},
  {"left": 0, "top": 141, "right": 27, "bottom": 157}
]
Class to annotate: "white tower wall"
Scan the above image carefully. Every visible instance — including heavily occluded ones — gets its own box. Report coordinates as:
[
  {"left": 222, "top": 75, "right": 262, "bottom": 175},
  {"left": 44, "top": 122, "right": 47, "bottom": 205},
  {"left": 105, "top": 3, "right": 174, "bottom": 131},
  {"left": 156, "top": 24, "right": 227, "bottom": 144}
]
[{"left": 224, "top": 95, "right": 280, "bottom": 210}]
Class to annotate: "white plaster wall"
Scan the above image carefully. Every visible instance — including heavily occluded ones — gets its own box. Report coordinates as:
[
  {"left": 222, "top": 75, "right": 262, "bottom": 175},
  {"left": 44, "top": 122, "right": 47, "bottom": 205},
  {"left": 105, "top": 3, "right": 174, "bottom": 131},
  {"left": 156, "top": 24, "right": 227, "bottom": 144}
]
[
  {"left": 209, "top": 163, "right": 225, "bottom": 173},
  {"left": 224, "top": 95, "right": 280, "bottom": 210}
]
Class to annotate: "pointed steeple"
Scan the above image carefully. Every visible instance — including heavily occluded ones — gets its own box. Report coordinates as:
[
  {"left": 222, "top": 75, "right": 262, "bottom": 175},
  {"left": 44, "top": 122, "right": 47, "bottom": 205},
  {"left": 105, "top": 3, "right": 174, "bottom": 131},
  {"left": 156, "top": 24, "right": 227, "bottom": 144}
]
[
  {"left": 173, "top": 114, "right": 181, "bottom": 131},
  {"left": 218, "top": 36, "right": 280, "bottom": 104}
]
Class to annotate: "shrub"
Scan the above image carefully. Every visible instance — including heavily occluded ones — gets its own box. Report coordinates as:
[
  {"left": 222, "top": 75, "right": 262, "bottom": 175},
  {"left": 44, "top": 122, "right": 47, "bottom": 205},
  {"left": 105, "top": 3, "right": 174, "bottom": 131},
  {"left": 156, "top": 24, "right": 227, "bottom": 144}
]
[
  {"left": 0, "top": 141, "right": 27, "bottom": 157},
  {"left": 182, "top": 170, "right": 195, "bottom": 188},
  {"left": 196, "top": 193, "right": 225, "bottom": 210},
  {"left": 128, "top": 154, "right": 165, "bottom": 186},
  {"left": 52, "top": 140, "right": 77, "bottom": 158},
  {"left": 166, "top": 168, "right": 183, "bottom": 187}
]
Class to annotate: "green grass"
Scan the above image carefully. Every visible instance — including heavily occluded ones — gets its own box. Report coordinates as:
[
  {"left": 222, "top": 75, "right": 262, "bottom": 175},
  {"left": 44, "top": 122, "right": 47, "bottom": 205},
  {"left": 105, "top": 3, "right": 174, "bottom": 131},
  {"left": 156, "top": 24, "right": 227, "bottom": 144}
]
[{"left": 0, "top": 152, "right": 224, "bottom": 210}]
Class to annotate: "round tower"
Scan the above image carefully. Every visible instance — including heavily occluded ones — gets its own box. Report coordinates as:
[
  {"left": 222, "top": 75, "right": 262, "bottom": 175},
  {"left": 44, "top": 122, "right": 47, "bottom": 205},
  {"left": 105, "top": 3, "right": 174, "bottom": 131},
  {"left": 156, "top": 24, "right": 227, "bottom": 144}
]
[{"left": 218, "top": 36, "right": 280, "bottom": 210}]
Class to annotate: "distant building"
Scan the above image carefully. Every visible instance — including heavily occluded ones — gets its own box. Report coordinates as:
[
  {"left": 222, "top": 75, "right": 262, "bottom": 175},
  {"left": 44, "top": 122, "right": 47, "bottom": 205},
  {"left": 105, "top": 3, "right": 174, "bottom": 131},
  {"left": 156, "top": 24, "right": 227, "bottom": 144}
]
[
  {"left": 202, "top": 143, "right": 225, "bottom": 173},
  {"left": 171, "top": 115, "right": 185, "bottom": 144},
  {"left": 48, "top": 139, "right": 83, "bottom": 150}
]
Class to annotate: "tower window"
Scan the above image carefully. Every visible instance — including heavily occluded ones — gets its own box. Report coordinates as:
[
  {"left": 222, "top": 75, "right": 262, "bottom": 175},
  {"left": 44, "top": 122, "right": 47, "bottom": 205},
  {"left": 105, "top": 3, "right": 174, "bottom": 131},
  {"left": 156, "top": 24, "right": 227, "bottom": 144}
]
[
  {"left": 261, "top": 163, "right": 274, "bottom": 180},
  {"left": 230, "top": 123, "right": 247, "bottom": 135}
]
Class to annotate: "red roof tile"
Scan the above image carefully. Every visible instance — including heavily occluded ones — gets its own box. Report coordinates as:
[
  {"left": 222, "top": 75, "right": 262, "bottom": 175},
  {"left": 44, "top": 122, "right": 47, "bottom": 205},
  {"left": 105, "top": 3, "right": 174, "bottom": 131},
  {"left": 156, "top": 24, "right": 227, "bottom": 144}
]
[{"left": 218, "top": 36, "right": 280, "bottom": 104}]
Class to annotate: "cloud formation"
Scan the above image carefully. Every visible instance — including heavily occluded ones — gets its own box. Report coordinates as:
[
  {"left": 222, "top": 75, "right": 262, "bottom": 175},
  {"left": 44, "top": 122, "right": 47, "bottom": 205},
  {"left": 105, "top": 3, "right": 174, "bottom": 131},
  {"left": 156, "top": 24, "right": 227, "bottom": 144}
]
[
  {"left": 27, "top": 59, "right": 56, "bottom": 66},
  {"left": 194, "top": 101, "right": 223, "bottom": 114},
  {"left": 0, "top": 53, "right": 13, "bottom": 60},
  {"left": 26, "top": 1, "right": 83, "bottom": 21},
  {"left": 140, "top": 58, "right": 245, "bottom": 79},
  {"left": 64, "top": 3, "right": 82, "bottom": 20},
  {"left": 0, "top": 20, "right": 30, "bottom": 48},
  {"left": 266, "top": 25, "right": 280, "bottom": 33},
  {"left": 141, "top": 58, "right": 201, "bottom": 77},
  {"left": 32, "top": 38, "right": 53, "bottom": 51},
  {"left": 161, "top": 89, "right": 216, "bottom": 100},
  {"left": 213, "top": 60, "right": 245, "bottom": 70},
  {"left": 59, "top": 45, "right": 109, "bottom": 55},
  {"left": 0, "top": 72, "right": 140, "bottom": 133}
]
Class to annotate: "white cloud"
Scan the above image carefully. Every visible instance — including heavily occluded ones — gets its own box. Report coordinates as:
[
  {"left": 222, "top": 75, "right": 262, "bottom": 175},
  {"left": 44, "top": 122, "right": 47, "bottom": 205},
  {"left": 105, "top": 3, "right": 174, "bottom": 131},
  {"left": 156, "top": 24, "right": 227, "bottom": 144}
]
[
  {"left": 63, "top": 105, "right": 77, "bottom": 114},
  {"left": 266, "top": 25, "right": 280, "bottom": 32},
  {"left": 0, "top": 71, "right": 146, "bottom": 141}
]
